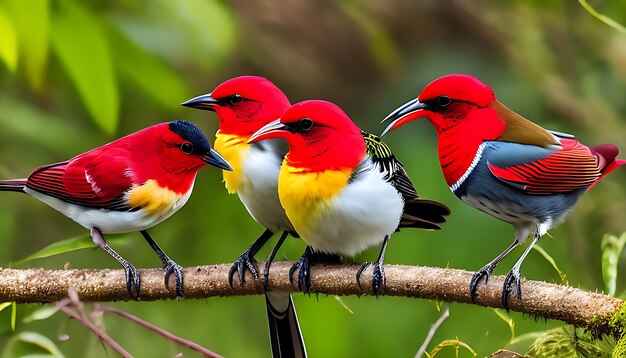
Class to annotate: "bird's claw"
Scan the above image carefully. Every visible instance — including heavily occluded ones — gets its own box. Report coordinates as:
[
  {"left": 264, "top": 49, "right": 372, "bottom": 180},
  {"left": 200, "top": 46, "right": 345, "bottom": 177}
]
[
  {"left": 469, "top": 263, "right": 496, "bottom": 302},
  {"left": 263, "top": 260, "right": 272, "bottom": 291},
  {"left": 228, "top": 250, "right": 259, "bottom": 288},
  {"left": 123, "top": 262, "right": 141, "bottom": 300},
  {"left": 502, "top": 269, "right": 522, "bottom": 311},
  {"left": 356, "top": 261, "right": 386, "bottom": 295},
  {"left": 164, "top": 260, "right": 184, "bottom": 298},
  {"left": 289, "top": 254, "right": 311, "bottom": 293}
]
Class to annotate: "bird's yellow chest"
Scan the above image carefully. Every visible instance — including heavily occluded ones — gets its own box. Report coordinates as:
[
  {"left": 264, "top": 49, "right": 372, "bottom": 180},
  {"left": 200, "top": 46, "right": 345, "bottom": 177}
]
[
  {"left": 277, "top": 162, "right": 352, "bottom": 234},
  {"left": 126, "top": 179, "right": 186, "bottom": 217},
  {"left": 214, "top": 132, "right": 249, "bottom": 194}
]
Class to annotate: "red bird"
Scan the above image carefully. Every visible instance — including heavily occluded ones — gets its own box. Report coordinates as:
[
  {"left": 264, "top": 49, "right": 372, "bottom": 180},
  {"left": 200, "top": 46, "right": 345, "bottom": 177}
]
[
  {"left": 383, "top": 74, "right": 625, "bottom": 309},
  {"left": 250, "top": 100, "right": 449, "bottom": 294},
  {"left": 182, "top": 77, "right": 306, "bottom": 358},
  {"left": 0, "top": 121, "right": 232, "bottom": 299}
]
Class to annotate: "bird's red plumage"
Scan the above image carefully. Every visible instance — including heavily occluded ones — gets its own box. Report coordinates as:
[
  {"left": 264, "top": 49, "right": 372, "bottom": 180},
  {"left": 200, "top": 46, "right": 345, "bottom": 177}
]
[
  {"left": 210, "top": 76, "right": 291, "bottom": 136},
  {"left": 280, "top": 101, "right": 366, "bottom": 172},
  {"left": 418, "top": 74, "right": 495, "bottom": 106},
  {"left": 26, "top": 123, "right": 208, "bottom": 208},
  {"left": 487, "top": 138, "right": 601, "bottom": 194}
]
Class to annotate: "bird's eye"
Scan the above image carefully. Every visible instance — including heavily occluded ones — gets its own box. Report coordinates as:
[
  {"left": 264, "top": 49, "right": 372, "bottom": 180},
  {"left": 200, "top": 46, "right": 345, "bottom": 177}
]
[
  {"left": 437, "top": 95, "right": 451, "bottom": 108},
  {"left": 228, "top": 94, "right": 243, "bottom": 105},
  {"left": 299, "top": 117, "right": 313, "bottom": 131},
  {"left": 180, "top": 142, "right": 194, "bottom": 154}
]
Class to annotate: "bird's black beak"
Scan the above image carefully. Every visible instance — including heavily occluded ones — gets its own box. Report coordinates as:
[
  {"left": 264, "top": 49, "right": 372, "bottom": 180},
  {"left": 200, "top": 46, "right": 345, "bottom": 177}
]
[
  {"left": 380, "top": 99, "right": 429, "bottom": 136},
  {"left": 203, "top": 148, "right": 233, "bottom": 171},
  {"left": 181, "top": 94, "right": 222, "bottom": 111}
]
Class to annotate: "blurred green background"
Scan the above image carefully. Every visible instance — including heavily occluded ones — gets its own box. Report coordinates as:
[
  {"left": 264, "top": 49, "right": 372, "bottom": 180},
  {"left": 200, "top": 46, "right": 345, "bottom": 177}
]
[{"left": 1, "top": 0, "right": 625, "bottom": 356}]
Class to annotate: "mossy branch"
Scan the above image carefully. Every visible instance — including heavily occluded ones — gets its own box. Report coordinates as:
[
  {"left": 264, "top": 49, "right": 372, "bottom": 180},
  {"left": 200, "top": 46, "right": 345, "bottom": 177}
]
[{"left": 0, "top": 264, "right": 622, "bottom": 337}]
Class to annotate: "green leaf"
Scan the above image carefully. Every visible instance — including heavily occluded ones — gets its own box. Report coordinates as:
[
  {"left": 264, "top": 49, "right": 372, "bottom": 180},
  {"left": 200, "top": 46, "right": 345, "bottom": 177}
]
[
  {"left": 15, "top": 236, "right": 93, "bottom": 265},
  {"left": 601, "top": 232, "right": 626, "bottom": 297},
  {"left": 428, "top": 337, "right": 477, "bottom": 357},
  {"left": 4, "top": 0, "right": 49, "bottom": 89},
  {"left": 107, "top": 25, "right": 189, "bottom": 108},
  {"left": 11, "top": 302, "right": 16, "bottom": 331},
  {"left": 494, "top": 309, "right": 515, "bottom": 347},
  {"left": 0, "top": 97, "right": 98, "bottom": 156},
  {"left": 0, "top": 6, "right": 18, "bottom": 72},
  {"left": 533, "top": 244, "right": 567, "bottom": 284},
  {"left": 0, "top": 302, "right": 12, "bottom": 312},
  {"left": 15, "top": 235, "right": 129, "bottom": 265},
  {"left": 5, "top": 331, "right": 66, "bottom": 358},
  {"left": 579, "top": 0, "right": 626, "bottom": 34},
  {"left": 51, "top": 1, "right": 118, "bottom": 134},
  {"left": 22, "top": 306, "right": 59, "bottom": 323}
]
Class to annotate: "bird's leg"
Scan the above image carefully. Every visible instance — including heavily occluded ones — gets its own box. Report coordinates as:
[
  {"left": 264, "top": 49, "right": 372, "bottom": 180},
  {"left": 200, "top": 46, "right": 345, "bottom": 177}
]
[
  {"left": 289, "top": 246, "right": 313, "bottom": 293},
  {"left": 263, "top": 231, "right": 290, "bottom": 290},
  {"left": 502, "top": 232, "right": 541, "bottom": 310},
  {"left": 357, "top": 235, "right": 389, "bottom": 295},
  {"left": 91, "top": 228, "right": 141, "bottom": 300},
  {"left": 140, "top": 230, "right": 184, "bottom": 298},
  {"left": 470, "top": 238, "right": 521, "bottom": 302},
  {"left": 228, "top": 229, "right": 274, "bottom": 287}
]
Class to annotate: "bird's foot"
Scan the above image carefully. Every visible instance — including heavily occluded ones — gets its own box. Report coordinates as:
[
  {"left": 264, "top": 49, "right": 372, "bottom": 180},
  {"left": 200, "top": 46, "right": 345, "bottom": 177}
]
[
  {"left": 469, "top": 263, "right": 496, "bottom": 302},
  {"left": 289, "top": 252, "right": 311, "bottom": 293},
  {"left": 263, "top": 260, "right": 272, "bottom": 291},
  {"left": 502, "top": 268, "right": 522, "bottom": 311},
  {"left": 163, "top": 259, "right": 184, "bottom": 298},
  {"left": 228, "top": 250, "right": 259, "bottom": 288},
  {"left": 356, "top": 261, "right": 386, "bottom": 295},
  {"left": 122, "top": 262, "right": 141, "bottom": 300}
]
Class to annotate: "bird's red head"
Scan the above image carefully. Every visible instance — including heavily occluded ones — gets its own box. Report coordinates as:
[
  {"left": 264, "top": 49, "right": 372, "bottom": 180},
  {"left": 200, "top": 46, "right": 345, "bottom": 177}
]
[
  {"left": 382, "top": 74, "right": 499, "bottom": 135},
  {"left": 182, "top": 76, "right": 291, "bottom": 136},
  {"left": 248, "top": 100, "right": 366, "bottom": 172},
  {"left": 119, "top": 121, "right": 232, "bottom": 193}
]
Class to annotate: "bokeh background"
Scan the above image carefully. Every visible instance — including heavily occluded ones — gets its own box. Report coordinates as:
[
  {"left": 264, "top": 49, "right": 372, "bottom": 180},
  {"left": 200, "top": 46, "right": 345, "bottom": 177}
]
[{"left": 1, "top": 0, "right": 625, "bottom": 356}]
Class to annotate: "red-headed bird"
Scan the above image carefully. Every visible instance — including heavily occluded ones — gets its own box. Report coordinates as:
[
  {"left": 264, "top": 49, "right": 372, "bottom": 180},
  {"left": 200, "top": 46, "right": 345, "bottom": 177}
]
[
  {"left": 382, "top": 74, "right": 625, "bottom": 308},
  {"left": 0, "top": 121, "right": 232, "bottom": 299},
  {"left": 249, "top": 100, "right": 450, "bottom": 294},
  {"left": 182, "top": 76, "right": 306, "bottom": 358}
]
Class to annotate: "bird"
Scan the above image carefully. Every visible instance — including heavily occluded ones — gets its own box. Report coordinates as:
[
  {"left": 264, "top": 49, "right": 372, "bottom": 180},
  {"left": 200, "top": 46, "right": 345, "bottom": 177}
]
[
  {"left": 382, "top": 74, "right": 626, "bottom": 309},
  {"left": 182, "top": 76, "right": 306, "bottom": 358},
  {"left": 249, "top": 99, "right": 450, "bottom": 295},
  {"left": 0, "top": 120, "right": 232, "bottom": 300}
]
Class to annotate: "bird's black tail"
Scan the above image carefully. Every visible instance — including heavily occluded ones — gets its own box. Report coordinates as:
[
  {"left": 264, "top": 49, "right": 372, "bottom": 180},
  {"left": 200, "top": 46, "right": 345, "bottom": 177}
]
[
  {"left": 400, "top": 198, "right": 451, "bottom": 230},
  {"left": 265, "top": 292, "right": 307, "bottom": 358},
  {"left": 0, "top": 179, "right": 27, "bottom": 193}
]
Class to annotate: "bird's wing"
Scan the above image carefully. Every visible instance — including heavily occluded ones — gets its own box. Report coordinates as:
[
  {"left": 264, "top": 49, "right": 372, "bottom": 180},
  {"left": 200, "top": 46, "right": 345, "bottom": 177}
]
[
  {"left": 361, "top": 131, "right": 450, "bottom": 229},
  {"left": 486, "top": 138, "right": 601, "bottom": 194},
  {"left": 361, "top": 130, "right": 417, "bottom": 199},
  {"left": 26, "top": 148, "right": 134, "bottom": 210}
]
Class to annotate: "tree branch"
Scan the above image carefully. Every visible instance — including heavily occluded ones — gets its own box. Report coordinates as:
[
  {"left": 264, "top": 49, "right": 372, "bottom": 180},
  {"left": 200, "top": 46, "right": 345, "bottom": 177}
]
[{"left": 0, "top": 264, "right": 622, "bottom": 337}]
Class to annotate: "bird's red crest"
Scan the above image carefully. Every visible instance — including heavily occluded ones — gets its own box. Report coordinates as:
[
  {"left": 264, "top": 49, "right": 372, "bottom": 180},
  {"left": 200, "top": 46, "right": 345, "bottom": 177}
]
[
  {"left": 419, "top": 74, "right": 495, "bottom": 107},
  {"left": 210, "top": 76, "right": 291, "bottom": 136}
]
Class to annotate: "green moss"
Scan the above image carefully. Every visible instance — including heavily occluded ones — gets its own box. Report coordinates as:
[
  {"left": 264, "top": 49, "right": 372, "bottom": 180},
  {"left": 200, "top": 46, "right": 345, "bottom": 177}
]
[
  {"left": 528, "top": 326, "right": 614, "bottom": 358},
  {"left": 609, "top": 303, "right": 626, "bottom": 357}
]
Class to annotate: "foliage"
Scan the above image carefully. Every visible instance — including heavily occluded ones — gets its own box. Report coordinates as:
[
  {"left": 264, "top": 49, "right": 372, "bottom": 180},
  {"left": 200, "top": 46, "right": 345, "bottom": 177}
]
[{"left": 0, "top": 0, "right": 625, "bottom": 356}]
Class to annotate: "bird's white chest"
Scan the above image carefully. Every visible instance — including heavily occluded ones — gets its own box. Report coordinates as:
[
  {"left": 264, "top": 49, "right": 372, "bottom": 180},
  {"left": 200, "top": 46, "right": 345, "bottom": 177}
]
[
  {"left": 238, "top": 146, "right": 293, "bottom": 232},
  {"left": 297, "top": 161, "right": 404, "bottom": 256}
]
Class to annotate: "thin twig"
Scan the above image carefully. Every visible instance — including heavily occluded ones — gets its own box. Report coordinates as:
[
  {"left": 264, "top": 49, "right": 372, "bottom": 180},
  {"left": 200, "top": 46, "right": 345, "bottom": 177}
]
[
  {"left": 98, "top": 305, "right": 223, "bottom": 358},
  {"left": 60, "top": 305, "right": 132, "bottom": 358},
  {"left": 416, "top": 304, "right": 450, "bottom": 358}
]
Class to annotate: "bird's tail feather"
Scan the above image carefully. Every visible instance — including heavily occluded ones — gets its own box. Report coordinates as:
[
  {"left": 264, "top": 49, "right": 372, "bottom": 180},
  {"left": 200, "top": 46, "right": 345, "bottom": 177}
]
[
  {"left": 588, "top": 144, "right": 625, "bottom": 190},
  {"left": 0, "top": 179, "right": 27, "bottom": 193},
  {"left": 265, "top": 292, "right": 307, "bottom": 358},
  {"left": 400, "top": 198, "right": 450, "bottom": 230}
]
